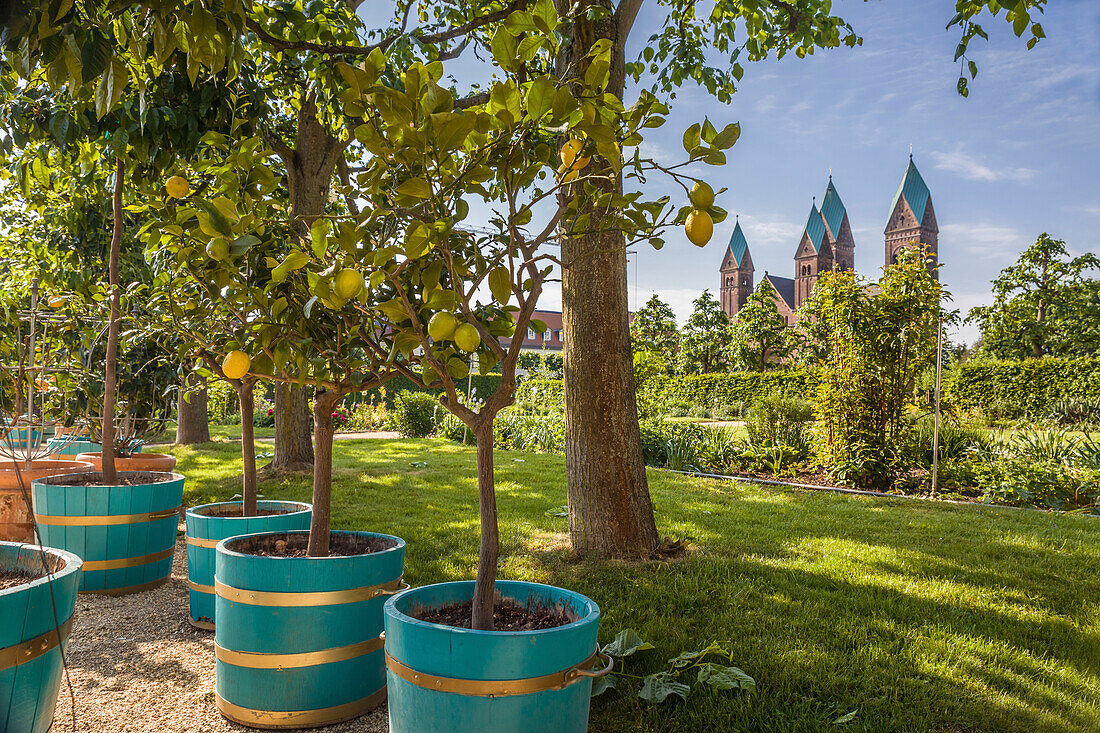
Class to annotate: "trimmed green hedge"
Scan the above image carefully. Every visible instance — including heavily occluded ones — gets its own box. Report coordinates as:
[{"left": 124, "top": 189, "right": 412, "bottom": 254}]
[
  {"left": 944, "top": 357, "right": 1100, "bottom": 416},
  {"left": 646, "top": 371, "right": 814, "bottom": 409},
  {"left": 347, "top": 374, "right": 503, "bottom": 408}
]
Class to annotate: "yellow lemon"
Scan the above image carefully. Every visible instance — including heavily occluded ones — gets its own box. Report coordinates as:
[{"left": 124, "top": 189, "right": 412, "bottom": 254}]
[
  {"left": 453, "top": 323, "right": 481, "bottom": 352},
  {"left": 166, "top": 176, "right": 190, "bottom": 198},
  {"left": 427, "top": 312, "right": 457, "bottom": 341},
  {"left": 685, "top": 209, "right": 713, "bottom": 247},
  {"left": 559, "top": 139, "right": 583, "bottom": 167},
  {"left": 557, "top": 162, "right": 579, "bottom": 184},
  {"left": 689, "top": 181, "right": 715, "bottom": 209},
  {"left": 222, "top": 350, "right": 251, "bottom": 380},
  {"left": 333, "top": 268, "right": 363, "bottom": 300}
]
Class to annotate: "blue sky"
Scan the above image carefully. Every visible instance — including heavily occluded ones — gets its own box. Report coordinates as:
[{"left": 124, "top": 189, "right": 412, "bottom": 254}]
[
  {"left": 407, "top": 1, "right": 1098, "bottom": 344},
  {"left": 614, "top": 0, "right": 1099, "bottom": 344}
]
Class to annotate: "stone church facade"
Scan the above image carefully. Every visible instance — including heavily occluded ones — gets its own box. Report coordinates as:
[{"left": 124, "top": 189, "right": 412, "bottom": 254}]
[{"left": 720, "top": 156, "right": 938, "bottom": 323}]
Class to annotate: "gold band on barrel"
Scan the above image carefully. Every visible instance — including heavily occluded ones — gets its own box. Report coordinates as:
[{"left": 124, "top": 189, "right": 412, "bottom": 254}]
[
  {"left": 384, "top": 649, "right": 600, "bottom": 697},
  {"left": 80, "top": 577, "right": 169, "bottom": 596},
  {"left": 35, "top": 505, "right": 182, "bottom": 527},
  {"left": 214, "top": 577, "right": 405, "bottom": 607},
  {"left": 215, "top": 688, "right": 387, "bottom": 730},
  {"left": 215, "top": 634, "right": 384, "bottom": 670},
  {"left": 0, "top": 616, "right": 74, "bottom": 672},
  {"left": 187, "top": 579, "right": 214, "bottom": 594},
  {"left": 82, "top": 547, "right": 174, "bottom": 571},
  {"left": 186, "top": 536, "right": 221, "bottom": 549}
]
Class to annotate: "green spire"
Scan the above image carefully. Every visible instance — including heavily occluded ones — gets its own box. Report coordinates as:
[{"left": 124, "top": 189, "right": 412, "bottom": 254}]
[
  {"left": 727, "top": 218, "right": 749, "bottom": 265},
  {"left": 890, "top": 157, "right": 931, "bottom": 224}
]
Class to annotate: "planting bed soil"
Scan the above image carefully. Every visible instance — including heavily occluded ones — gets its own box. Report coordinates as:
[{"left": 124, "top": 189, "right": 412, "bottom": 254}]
[
  {"left": 43, "top": 471, "right": 175, "bottom": 487},
  {"left": 191, "top": 505, "right": 288, "bottom": 518},
  {"left": 0, "top": 566, "right": 42, "bottom": 590},
  {"left": 229, "top": 532, "right": 397, "bottom": 558},
  {"left": 413, "top": 598, "right": 577, "bottom": 631},
  {"left": 49, "top": 534, "right": 388, "bottom": 732}
]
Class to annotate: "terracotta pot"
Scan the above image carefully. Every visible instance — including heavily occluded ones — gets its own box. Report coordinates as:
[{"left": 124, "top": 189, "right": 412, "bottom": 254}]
[
  {"left": 75, "top": 452, "right": 177, "bottom": 472},
  {"left": 0, "top": 460, "right": 94, "bottom": 542}
]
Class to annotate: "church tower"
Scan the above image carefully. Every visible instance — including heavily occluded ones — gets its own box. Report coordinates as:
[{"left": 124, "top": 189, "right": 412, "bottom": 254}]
[
  {"left": 793, "top": 201, "right": 833, "bottom": 309},
  {"left": 820, "top": 177, "right": 854, "bottom": 272},
  {"left": 885, "top": 156, "right": 938, "bottom": 276},
  {"left": 719, "top": 219, "right": 754, "bottom": 317}
]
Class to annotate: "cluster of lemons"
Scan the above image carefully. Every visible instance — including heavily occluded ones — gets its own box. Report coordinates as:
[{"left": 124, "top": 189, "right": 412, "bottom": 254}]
[{"left": 684, "top": 182, "right": 715, "bottom": 247}]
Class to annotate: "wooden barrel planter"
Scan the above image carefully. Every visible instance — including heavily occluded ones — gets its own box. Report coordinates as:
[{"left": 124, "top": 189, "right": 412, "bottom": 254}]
[
  {"left": 384, "top": 581, "right": 609, "bottom": 733},
  {"left": 30, "top": 471, "right": 184, "bottom": 595},
  {"left": 214, "top": 530, "right": 406, "bottom": 729},
  {"left": 0, "top": 541, "right": 82, "bottom": 733},
  {"left": 184, "top": 501, "right": 312, "bottom": 630},
  {"left": 46, "top": 439, "right": 102, "bottom": 461},
  {"left": 76, "top": 451, "right": 175, "bottom": 472},
  {"left": 0, "top": 461, "right": 94, "bottom": 543}
]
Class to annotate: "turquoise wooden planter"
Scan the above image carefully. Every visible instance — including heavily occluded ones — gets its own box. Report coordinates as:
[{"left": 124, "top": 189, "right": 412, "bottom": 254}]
[
  {"left": 384, "top": 581, "right": 609, "bottom": 733},
  {"left": 215, "top": 530, "right": 406, "bottom": 729},
  {"left": 0, "top": 542, "right": 82, "bottom": 733},
  {"left": 46, "top": 439, "right": 101, "bottom": 460},
  {"left": 4, "top": 428, "right": 41, "bottom": 450},
  {"left": 184, "top": 501, "right": 312, "bottom": 630},
  {"left": 30, "top": 472, "right": 184, "bottom": 595}
]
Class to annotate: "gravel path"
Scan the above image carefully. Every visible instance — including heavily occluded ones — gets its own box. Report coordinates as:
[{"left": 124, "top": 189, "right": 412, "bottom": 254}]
[{"left": 51, "top": 532, "right": 389, "bottom": 733}]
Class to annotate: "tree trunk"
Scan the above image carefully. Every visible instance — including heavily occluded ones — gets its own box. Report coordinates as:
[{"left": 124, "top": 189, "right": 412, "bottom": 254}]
[
  {"left": 271, "top": 95, "right": 343, "bottom": 471},
  {"left": 175, "top": 372, "right": 211, "bottom": 444},
  {"left": 101, "top": 158, "right": 125, "bottom": 485},
  {"left": 471, "top": 421, "right": 499, "bottom": 631},
  {"left": 306, "top": 389, "right": 339, "bottom": 557},
  {"left": 272, "top": 382, "right": 314, "bottom": 470},
  {"left": 558, "top": 3, "right": 660, "bottom": 559},
  {"left": 238, "top": 381, "right": 257, "bottom": 517}
]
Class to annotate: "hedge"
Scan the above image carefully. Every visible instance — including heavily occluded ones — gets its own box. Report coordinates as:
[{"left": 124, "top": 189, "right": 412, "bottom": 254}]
[
  {"left": 944, "top": 357, "right": 1100, "bottom": 416},
  {"left": 646, "top": 371, "right": 814, "bottom": 409}
]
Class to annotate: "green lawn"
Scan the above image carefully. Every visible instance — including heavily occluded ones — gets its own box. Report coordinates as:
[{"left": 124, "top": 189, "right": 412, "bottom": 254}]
[{"left": 167, "top": 438, "right": 1100, "bottom": 733}]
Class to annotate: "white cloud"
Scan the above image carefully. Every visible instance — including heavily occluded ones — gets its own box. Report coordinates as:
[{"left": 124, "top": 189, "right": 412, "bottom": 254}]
[
  {"left": 939, "top": 222, "right": 1028, "bottom": 262},
  {"left": 930, "top": 150, "right": 1036, "bottom": 182},
  {"left": 736, "top": 213, "right": 803, "bottom": 246}
]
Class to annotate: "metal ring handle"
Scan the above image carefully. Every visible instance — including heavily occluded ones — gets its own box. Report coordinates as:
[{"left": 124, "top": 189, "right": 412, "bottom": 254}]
[
  {"left": 570, "top": 646, "right": 614, "bottom": 679},
  {"left": 377, "top": 579, "right": 410, "bottom": 596}
]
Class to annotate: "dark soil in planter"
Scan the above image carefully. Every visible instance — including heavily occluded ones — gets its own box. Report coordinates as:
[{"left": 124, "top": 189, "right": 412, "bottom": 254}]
[
  {"left": 43, "top": 471, "right": 176, "bottom": 487},
  {"left": 194, "top": 505, "right": 292, "bottom": 518},
  {"left": 0, "top": 567, "right": 42, "bottom": 591},
  {"left": 414, "top": 598, "right": 577, "bottom": 631},
  {"left": 228, "top": 532, "right": 397, "bottom": 558}
]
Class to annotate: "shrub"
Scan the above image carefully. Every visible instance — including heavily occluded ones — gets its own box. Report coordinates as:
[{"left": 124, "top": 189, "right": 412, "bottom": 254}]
[
  {"left": 695, "top": 427, "right": 741, "bottom": 473},
  {"left": 712, "top": 401, "right": 745, "bottom": 420},
  {"left": 688, "top": 405, "right": 710, "bottom": 419},
  {"left": 254, "top": 396, "right": 275, "bottom": 427},
  {"left": 438, "top": 413, "right": 475, "bottom": 445},
  {"left": 745, "top": 394, "right": 813, "bottom": 455},
  {"left": 388, "top": 391, "right": 440, "bottom": 438},
  {"left": 972, "top": 457, "right": 1100, "bottom": 510},
  {"left": 344, "top": 400, "right": 387, "bottom": 431},
  {"left": 900, "top": 415, "right": 990, "bottom": 469},
  {"left": 944, "top": 357, "right": 1100, "bottom": 419}
]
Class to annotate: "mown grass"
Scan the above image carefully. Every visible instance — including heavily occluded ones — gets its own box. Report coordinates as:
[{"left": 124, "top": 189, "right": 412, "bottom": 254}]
[{"left": 168, "top": 438, "right": 1100, "bottom": 733}]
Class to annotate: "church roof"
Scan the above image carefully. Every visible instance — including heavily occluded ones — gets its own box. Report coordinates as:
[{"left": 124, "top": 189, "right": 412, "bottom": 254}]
[
  {"left": 820, "top": 178, "right": 846, "bottom": 239},
  {"left": 889, "top": 157, "right": 931, "bottom": 223},
  {"left": 801, "top": 203, "right": 826, "bottom": 253},
  {"left": 763, "top": 274, "right": 796, "bottom": 310},
  {"left": 727, "top": 219, "right": 749, "bottom": 265}
]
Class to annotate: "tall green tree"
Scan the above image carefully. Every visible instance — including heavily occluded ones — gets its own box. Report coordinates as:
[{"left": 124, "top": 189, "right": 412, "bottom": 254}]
[
  {"left": 728, "top": 281, "right": 798, "bottom": 371},
  {"left": 801, "top": 247, "right": 945, "bottom": 488},
  {"left": 678, "top": 289, "right": 729, "bottom": 374},
  {"left": 630, "top": 294, "right": 679, "bottom": 363},
  {"left": 968, "top": 233, "right": 1099, "bottom": 358}
]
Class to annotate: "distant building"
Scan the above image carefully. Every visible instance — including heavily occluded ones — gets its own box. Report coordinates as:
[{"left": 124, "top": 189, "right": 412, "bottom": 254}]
[
  {"left": 720, "top": 156, "right": 938, "bottom": 323},
  {"left": 502, "top": 310, "right": 565, "bottom": 351}
]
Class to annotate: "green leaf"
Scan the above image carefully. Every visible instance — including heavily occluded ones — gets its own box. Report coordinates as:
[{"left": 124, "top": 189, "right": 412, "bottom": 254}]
[
  {"left": 94, "top": 58, "right": 127, "bottom": 119},
  {"left": 682, "top": 123, "right": 701, "bottom": 154},
  {"left": 526, "top": 76, "right": 555, "bottom": 120},
  {"left": 712, "top": 122, "right": 741, "bottom": 150},
  {"left": 80, "top": 33, "right": 110, "bottom": 84},
  {"left": 638, "top": 673, "right": 689, "bottom": 703},
  {"left": 397, "top": 177, "right": 432, "bottom": 199},
  {"left": 590, "top": 673, "right": 616, "bottom": 697},
  {"left": 832, "top": 710, "right": 858, "bottom": 724},
  {"left": 488, "top": 267, "right": 511, "bottom": 305},
  {"left": 669, "top": 649, "right": 706, "bottom": 669},
  {"left": 602, "top": 629, "right": 654, "bottom": 658},
  {"left": 230, "top": 234, "right": 260, "bottom": 256},
  {"left": 695, "top": 663, "right": 755, "bottom": 691},
  {"left": 490, "top": 28, "right": 519, "bottom": 72},
  {"left": 271, "top": 251, "right": 311, "bottom": 284},
  {"left": 310, "top": 218, "right": 331, "bottom": 257}
]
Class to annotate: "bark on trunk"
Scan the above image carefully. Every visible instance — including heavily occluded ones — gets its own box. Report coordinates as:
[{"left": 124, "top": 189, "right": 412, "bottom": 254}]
[
  {"left": 558, "top": 4, "right": 660, "bottom": 559},
  {"left": 470, "top": 422, "right": 499, "bottom": 631},
  {"left": 101, "top": 158, "right": 125, "bottom": 485},
  {"left": 271, "top": 96, "right": 344, "bottom": 470},
  {"left": 175, "top": 372, "right": 211, "bottom": 444},
  {"left": 306, "top": 389, "right": 339, "bottom": 557},
  {"left": 238, "top": 382, "right": 257, "bottom": 517},
  {"left": 272, "top": 382, "right": 314, "bottom": 470}
]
